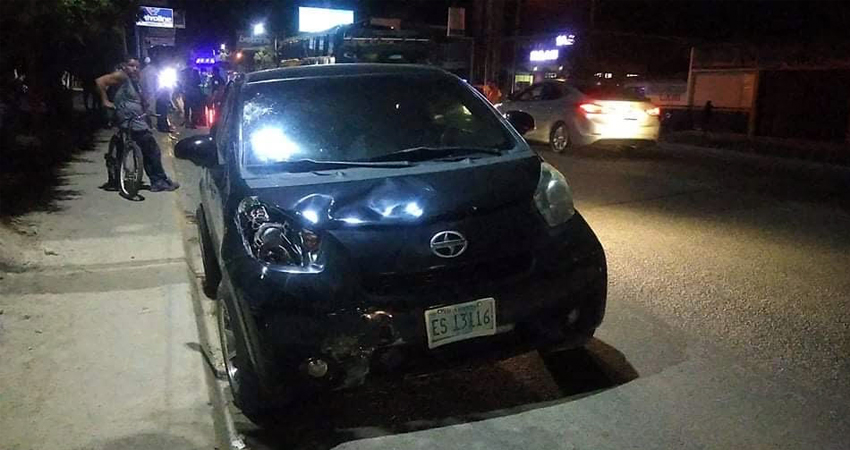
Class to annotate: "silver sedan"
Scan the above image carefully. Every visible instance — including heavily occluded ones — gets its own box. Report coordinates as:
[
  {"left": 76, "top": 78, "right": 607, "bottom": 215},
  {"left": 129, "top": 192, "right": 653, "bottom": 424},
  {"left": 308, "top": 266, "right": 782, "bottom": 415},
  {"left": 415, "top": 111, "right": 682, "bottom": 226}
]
[{"left": 497, "top": 80, "right": 660, "bottom": 152}]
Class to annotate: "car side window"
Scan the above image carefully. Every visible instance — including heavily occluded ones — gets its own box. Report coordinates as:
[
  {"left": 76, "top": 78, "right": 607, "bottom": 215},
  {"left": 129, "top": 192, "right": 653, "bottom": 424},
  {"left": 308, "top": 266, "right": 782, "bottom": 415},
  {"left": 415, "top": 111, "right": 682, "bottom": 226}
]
[
  {"left": 541, "top": 83, "right": 563, "bottom": 101},
  {"left": 563, "top": 85, "right": 584, "bottom": 101},
  {"left": 516, "top": 83, "right": 544, "bottom": 102},
  {"left": 215, "top": 83, "right": 238, "bottom": 162}
]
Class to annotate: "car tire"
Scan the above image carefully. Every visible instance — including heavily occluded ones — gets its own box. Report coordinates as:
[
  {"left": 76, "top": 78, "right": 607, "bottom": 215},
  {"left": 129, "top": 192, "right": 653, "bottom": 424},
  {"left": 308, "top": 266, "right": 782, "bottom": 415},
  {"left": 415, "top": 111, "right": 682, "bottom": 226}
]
[
  {"left": 196, "top": 206, "right": 221, "bottom": 299},
  {"left": 549, "top": 122, "right": 571, "bottom": 153},
  {"left": 217, "top": 293, "right": 277, "bottom": 426}
]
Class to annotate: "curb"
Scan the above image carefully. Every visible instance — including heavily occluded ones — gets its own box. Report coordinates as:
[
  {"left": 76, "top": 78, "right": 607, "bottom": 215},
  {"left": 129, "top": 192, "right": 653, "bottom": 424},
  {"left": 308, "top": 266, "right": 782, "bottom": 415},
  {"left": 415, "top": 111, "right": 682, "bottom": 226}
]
[{"left": 160, "top": 133, "right": 248, "bottom": 450}]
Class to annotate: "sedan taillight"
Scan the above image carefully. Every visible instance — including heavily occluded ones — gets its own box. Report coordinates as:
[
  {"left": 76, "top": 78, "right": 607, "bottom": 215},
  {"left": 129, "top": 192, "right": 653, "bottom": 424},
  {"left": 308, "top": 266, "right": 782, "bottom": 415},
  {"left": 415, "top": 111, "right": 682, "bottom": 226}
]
[{"left": 579, "top": 103, "right": 604, "bottom": 115}]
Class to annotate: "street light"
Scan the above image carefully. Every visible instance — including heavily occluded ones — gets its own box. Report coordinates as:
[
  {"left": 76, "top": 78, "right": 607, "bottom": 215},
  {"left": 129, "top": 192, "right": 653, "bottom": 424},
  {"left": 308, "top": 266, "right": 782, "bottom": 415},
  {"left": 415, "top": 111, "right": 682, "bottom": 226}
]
[
  {"left": 252, "top": 22, "right": 266, "bottom": 36},
  {"left": 220, "top": 43, "right": 226, "bottom": 51}
]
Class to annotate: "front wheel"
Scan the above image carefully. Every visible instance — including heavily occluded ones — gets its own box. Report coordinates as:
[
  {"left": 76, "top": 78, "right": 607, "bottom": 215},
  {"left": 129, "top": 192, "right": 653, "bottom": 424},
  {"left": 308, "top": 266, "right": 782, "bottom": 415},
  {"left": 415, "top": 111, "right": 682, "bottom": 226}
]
[
  {"left": 119, "top": 140, "right": 144, "bottom": 199},
  {"left": 549, "top": 122, "right": 572, "bottom": 153},
  {"left": 217, "top": 296, "right": 276, "bottom": 426}
]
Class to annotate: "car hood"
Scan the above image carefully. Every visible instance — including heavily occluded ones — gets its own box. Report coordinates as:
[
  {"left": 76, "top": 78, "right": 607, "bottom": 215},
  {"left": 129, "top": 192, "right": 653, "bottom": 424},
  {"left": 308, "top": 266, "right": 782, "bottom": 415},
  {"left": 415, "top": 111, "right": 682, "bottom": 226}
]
[{"left": 248, "top": 156, "right": 541, "bottom": 229}]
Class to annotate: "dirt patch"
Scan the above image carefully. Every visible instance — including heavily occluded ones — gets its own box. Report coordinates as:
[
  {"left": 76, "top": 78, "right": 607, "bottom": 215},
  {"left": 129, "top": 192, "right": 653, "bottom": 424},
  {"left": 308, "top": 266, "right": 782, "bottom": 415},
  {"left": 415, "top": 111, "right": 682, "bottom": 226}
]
[{"left": 0, "top": 221, "right": 38, "bottom": 272}]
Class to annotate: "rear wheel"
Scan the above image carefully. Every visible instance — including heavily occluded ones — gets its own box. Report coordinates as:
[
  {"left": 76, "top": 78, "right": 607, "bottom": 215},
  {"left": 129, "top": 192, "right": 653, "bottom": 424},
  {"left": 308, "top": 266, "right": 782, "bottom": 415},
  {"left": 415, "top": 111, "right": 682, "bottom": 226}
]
[
  {"left": 217, "top": 295, "right": 276, "bottom": 426},
  {"left": 119, "top": 141, "right": 143, "bottom": 199},
  {"left": 549, "top": 122, "right": 571, "bottom": 153}
]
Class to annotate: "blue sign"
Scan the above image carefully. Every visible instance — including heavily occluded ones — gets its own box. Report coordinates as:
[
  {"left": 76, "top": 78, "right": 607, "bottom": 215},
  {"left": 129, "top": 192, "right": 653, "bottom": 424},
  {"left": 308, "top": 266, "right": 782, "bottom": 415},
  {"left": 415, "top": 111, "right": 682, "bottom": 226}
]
[{"left": 136, "top": 6, "right": 174, "bottom": 28}]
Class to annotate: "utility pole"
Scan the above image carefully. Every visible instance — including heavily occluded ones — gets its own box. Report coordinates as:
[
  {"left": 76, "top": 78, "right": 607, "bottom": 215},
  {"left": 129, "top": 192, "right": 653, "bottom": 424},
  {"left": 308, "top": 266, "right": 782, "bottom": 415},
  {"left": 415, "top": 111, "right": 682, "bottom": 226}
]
[
  {"left": 483, "top": 0, "right": 505, "bottom": 86},
  {"left": 590, "top": 0, "right": 597, "bottom": 31},
  {"left": 510, "top": 0, "right": 522, "bottom": 94}
]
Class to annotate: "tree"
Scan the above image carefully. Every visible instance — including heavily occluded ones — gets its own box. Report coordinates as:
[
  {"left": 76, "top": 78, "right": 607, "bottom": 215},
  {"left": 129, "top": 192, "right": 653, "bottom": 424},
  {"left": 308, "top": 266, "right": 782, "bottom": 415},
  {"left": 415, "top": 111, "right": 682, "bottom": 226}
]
[
  {"left": 253, "top": 49, "right": 277, "bottom": 70},
  {"left": 0, "top": 0, "right": 136, "bottom": 122}
]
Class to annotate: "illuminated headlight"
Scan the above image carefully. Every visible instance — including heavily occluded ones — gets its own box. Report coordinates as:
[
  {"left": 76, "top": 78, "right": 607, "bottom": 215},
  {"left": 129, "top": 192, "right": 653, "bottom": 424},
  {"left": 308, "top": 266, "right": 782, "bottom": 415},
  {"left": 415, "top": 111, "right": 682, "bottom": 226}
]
[
  {"left": 158, "top": 67, "right": 177, "bottom": 90},
  {"left": 533, "top": 162, "right": 575, "bottom": 227},
  {"left": 236, "top": 197, "right": 321, "bottom": 268}
]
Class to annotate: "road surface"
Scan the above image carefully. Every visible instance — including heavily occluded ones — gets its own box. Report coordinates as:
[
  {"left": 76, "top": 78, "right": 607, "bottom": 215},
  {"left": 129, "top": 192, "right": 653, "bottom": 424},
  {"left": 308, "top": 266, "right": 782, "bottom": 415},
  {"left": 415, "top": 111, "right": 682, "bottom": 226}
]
[{"left": 171, "top": 136, "right": 850, "bottom": 450}]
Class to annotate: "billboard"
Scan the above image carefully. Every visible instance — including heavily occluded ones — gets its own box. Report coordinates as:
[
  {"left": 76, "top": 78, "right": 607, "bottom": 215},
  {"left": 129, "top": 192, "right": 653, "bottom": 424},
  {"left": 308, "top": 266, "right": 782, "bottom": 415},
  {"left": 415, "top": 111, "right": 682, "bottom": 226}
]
[
  {"left": 136, "top": 6, "right": 174, "bottom": 28},
  {"left": 238, "top": 35, "right": 272, "bottom": 50},
  {"left": 298, "top": 6, "right": 354, "bottom": 33},
  {"left": 529, "top": 49, "right": 559, "bottom": 62}
]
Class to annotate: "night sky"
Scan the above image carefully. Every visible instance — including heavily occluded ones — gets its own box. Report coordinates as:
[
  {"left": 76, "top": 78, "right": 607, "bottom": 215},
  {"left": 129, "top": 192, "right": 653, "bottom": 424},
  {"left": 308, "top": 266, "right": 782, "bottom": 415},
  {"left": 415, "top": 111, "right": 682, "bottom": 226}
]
[{"left": 174, "top": 0, "right": 850, "bottom": 50}]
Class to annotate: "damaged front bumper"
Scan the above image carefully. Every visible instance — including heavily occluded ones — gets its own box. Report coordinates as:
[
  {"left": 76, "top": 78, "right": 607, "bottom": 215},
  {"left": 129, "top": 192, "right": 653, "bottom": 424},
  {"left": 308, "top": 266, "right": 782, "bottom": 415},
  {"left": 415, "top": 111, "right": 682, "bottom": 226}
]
[{"left": 224, "top": 212, "right": 607, "bottom": 395}]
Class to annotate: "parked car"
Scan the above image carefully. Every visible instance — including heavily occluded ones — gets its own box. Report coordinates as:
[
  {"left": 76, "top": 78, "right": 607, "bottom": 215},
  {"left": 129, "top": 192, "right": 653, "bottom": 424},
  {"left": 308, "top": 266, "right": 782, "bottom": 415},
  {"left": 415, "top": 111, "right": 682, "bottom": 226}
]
[
  {"left": 496, "top": 80, "right": 660, "bottom": 152},
  {"left": 175, "top": 64, "right": 607, "bottom": 425}
]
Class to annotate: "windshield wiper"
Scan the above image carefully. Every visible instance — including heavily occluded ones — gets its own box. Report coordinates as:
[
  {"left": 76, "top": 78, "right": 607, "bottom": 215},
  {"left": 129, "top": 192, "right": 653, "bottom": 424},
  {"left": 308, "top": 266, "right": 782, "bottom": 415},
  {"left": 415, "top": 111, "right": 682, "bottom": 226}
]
[
  {"left": 256, "top": 159, "right": 413, "bottom": 173},
  {"left": 366, "top": 146, "right": 502, "bottom": 162}
]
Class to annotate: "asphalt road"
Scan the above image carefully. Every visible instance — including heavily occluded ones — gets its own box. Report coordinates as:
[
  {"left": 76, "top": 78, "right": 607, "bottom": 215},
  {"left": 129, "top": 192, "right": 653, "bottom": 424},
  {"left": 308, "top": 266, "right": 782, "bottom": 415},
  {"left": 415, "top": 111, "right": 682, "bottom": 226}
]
[{"left": 171, "top": 134, "right": 850, "bottom": 450}]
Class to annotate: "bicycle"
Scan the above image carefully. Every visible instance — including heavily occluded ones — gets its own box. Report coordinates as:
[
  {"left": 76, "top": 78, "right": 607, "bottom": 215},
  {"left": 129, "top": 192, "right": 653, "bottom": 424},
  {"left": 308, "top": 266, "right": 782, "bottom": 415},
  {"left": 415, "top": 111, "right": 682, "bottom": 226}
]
[{"left": 106, "top": 112, "right": 157, "bottom": 199}]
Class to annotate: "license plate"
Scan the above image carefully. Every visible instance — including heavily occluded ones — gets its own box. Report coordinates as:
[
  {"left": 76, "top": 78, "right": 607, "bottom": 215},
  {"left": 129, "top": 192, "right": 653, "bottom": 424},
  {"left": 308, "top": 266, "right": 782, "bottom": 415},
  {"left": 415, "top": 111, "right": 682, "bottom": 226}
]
[{"left": 425, "top": 298, "right": 496, "bottom": 349}]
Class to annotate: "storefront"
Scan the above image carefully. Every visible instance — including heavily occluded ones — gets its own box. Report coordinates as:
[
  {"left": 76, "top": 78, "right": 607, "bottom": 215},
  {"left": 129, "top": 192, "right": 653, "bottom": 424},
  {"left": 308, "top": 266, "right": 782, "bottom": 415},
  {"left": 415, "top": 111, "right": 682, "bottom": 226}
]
[{"left": 511, "top": 33, "right": 576, "bottom": 93}]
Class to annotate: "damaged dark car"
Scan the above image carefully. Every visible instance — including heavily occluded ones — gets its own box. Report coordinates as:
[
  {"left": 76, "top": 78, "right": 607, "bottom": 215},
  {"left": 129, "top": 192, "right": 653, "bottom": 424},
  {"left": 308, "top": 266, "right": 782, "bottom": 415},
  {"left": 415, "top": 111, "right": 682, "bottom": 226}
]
[{"left": 176, "top": 64, "right": 607, "bottom": 425}]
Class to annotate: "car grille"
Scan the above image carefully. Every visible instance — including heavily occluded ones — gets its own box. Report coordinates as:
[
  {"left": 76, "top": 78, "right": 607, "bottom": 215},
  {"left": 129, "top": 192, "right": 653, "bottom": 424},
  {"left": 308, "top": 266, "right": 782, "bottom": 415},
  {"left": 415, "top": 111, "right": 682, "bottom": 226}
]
[{"left": 362, "top": 253, "right": 533, "bottom": 296}]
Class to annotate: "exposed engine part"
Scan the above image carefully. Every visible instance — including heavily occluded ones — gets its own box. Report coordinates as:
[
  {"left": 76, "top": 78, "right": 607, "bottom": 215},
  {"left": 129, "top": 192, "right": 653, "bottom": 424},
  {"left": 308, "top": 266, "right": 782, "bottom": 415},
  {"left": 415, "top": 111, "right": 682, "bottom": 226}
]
[{"left": 237, "top": 196, "right": 323, "bottom": 268}]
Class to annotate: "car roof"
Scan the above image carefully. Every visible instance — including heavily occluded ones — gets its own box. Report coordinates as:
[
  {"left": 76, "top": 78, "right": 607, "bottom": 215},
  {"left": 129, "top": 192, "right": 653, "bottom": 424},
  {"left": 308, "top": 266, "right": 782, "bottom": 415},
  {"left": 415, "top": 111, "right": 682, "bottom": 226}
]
[{"left": 244, "top": 64, "right": 448, "bottom": 84}]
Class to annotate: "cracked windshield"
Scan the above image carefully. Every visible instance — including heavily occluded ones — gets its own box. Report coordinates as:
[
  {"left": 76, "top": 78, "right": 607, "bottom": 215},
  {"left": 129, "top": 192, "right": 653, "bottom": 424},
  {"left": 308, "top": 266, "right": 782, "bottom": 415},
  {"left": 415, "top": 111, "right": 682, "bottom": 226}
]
[{"left": 1, "top": 1, "right": 848, "bottom": 450}]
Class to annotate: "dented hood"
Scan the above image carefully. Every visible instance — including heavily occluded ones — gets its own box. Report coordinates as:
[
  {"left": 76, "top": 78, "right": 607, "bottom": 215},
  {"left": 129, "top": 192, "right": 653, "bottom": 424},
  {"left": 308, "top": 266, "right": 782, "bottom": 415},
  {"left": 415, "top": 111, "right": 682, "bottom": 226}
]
[{"left": 247, "top": 156, "right": 541, "bottom": 228}]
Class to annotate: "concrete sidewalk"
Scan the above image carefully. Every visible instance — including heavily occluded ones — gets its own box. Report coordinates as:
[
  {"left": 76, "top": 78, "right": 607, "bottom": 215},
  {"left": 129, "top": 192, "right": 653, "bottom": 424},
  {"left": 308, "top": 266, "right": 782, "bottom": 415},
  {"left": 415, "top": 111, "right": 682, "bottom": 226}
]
[{"left": 0, "top": 130, "right": 216, "bottom": 449}]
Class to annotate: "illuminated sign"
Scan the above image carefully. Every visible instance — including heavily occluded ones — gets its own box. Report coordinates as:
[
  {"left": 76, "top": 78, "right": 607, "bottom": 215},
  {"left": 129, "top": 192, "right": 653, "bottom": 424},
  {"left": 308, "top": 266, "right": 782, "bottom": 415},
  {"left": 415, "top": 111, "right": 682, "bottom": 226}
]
[
  {"left": 515, "top": 74, "right": 533, "bottom": 84},
  {"left": 195, "top": 57, "right": 216, "bottom": 65},
  {"left": 555, "top": 34, "right": 575, "bottom": 46},
  {"left": 298, "top": 6, "right": 354, "bottom": 33},
  {"left": 136, "top": 6, "right": 174, "bottom": 28},
  {"left": 529, "top": 49, "right": 559, "bottom": 62}
]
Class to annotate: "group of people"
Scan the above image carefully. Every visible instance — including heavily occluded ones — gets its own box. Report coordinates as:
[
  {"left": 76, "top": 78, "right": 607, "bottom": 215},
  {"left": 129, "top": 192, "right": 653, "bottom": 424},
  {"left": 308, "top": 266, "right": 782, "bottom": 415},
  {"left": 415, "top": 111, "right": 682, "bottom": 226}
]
[{"left": 93, "top": 56, "right": 227, "bottom": 193}]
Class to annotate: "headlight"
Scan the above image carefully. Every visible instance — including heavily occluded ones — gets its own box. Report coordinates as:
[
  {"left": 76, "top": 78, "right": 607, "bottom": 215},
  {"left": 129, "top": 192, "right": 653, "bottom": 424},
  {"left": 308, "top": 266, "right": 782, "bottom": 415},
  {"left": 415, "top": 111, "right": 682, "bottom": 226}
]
[
  {"left": 236, "top": 197, "right": 322, "bottom": 270},
  {"left": 158, "top": 67, "right": 177, "bottom": 90},
  {"left": 534, "top": 162, "right": 575, "bottom": 227}
]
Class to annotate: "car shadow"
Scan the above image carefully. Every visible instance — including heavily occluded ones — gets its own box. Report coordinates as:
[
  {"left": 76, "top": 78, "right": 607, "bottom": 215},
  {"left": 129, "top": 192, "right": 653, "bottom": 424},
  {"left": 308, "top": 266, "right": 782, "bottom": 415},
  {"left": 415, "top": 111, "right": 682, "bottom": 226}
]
[{"left": 239, "top": 338, "right": 637, "bottom": 450}]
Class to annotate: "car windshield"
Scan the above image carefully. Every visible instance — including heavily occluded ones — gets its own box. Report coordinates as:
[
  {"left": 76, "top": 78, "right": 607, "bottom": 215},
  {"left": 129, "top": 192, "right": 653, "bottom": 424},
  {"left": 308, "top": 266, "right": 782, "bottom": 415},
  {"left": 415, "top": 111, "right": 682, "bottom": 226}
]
[{"left": 241, "top": 73, "right": 515, "bottom": 169}]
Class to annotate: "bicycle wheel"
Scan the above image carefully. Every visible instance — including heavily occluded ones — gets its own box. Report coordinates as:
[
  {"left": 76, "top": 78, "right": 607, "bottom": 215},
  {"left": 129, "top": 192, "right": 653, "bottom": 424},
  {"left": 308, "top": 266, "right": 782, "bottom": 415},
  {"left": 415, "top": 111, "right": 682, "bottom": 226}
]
[
  {"left": 106, "top": 134, "right": 121, "bottom": 184},
  {"left": 119, "top": 141, "right": 144, "bottom": 199}
]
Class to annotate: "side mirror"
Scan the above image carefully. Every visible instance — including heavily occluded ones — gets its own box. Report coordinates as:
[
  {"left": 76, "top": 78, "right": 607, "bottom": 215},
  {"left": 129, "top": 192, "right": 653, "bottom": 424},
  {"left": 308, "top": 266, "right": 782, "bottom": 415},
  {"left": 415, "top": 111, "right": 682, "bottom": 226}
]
[
  {"left": 175, "top": 135, "right": 218, "bottom": 168},
  {"left": 504, "top": 111, "right": 535, "bottom": 136}
]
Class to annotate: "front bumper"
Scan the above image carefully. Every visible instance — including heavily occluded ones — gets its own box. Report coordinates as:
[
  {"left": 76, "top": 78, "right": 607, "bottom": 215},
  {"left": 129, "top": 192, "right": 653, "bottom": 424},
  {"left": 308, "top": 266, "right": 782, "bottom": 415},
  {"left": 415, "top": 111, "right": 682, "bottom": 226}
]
[{"left": 225, "top": 212, "right": 607, "bottom": 394}]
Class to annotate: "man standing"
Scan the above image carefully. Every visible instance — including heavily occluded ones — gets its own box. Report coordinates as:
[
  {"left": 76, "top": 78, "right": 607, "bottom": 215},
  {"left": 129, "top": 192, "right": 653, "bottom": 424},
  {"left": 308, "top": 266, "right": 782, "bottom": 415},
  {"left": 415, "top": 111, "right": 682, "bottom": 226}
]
[
  {"left": 95, "top": 58, "right": 180, "bottom": 192},
  {"left": 139, "top": 56, "right": 159, "bottom": 128},
  {"left": 179, "top": 65, "right": 203, "bottom": 128}
]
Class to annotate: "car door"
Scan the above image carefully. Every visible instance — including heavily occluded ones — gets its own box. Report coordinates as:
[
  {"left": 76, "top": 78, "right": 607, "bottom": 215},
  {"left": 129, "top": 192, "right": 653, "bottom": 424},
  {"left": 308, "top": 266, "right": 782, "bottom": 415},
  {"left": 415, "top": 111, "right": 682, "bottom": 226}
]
[
  {"left": 531, "top": 82, "right": 571, "bottom": 140},
  {"left": 203, "top": 83, "right": 238, "bottom": 253}
]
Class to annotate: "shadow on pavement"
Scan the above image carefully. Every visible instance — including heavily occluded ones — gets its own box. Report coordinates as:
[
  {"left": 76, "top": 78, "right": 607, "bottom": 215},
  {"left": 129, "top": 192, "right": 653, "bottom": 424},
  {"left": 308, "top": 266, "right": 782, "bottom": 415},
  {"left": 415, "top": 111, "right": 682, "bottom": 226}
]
[
  {"left": 240, "top": 338, "right": 637, "bottom": 450},
  {"left": 0, "top": 114, "right": 98, "bottom": 218}
]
